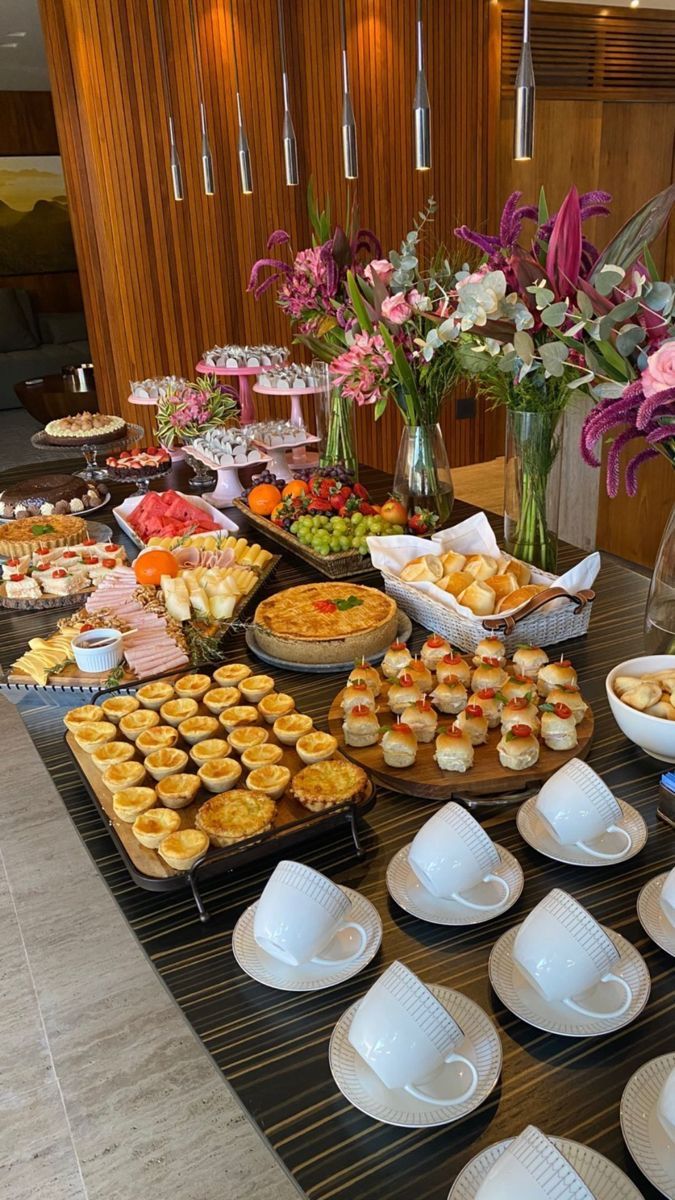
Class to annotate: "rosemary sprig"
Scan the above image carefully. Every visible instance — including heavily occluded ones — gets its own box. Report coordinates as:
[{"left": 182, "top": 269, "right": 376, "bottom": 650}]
[
  {"left": 185, "top": 620, "right": 229, "bottom": 666},
  {"left": 105, "top": 664, "right": 125, "bottom": 689}
]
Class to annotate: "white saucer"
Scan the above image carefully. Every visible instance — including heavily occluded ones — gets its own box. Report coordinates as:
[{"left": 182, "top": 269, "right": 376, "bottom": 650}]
[
  {"left": 386, "top": 842, "right": 523, "bottom": 926},
  {"left": 448, "top": 1133, "right": 645, "bottom": 1200},
  {"left": 621, "top": 1052, "right": 675, "bottom": 1199},
  {"left": 517, "top": 794, "right": 647, "bottom": 867},
  {"left": 330, "top": 984, "right": 501, "bottom": 1128},
  {"left": 637, "top": 874, "right": 675, "bottom": 957},
  {"left": 488, "top": 922, "right": 651, "bottom": 1037},
  {"left": 232, "top": 885, "right": 382, "bottom": 991}
]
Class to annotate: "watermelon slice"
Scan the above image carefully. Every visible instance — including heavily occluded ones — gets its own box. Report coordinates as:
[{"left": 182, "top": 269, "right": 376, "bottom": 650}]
[{"left": 126, "top": 491, "right": 220, "bottom": 542}]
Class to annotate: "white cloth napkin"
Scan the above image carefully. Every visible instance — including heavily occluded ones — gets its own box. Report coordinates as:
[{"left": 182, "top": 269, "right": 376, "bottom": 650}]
[{"left": 367, "top": 512, "right": 600, "bottom": 622}]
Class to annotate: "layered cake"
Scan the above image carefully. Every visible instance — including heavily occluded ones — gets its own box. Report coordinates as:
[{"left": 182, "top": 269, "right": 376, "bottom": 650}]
[
  {"left": 104, "top": 446, "right": 171, "bottom": 480},
  {"left": 0, "top": 474, "right": 106, "bottom": 519},
  {"left": 43, "top": 412, "right": 127, "bottom": 445},
  {"left": 253, "top": 582, "right": 398, "bottom": 665}
]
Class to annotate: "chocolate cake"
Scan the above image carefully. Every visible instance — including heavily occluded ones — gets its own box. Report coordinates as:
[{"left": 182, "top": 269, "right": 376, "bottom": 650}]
[{"left": 0, "top": 474, "right": 106, "bottom": 519}]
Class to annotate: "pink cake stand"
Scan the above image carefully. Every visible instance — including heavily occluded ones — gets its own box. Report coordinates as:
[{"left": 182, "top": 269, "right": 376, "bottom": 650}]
[
  {"left": 127, "top": 393, "right": 159, "bottom": 406},
  {"left": 195, "top": 362, "right": 264, "bottom": 426},
  {"left": 250, "top": 433, "right": 320, "bottom": 481},
  {"left": 184, "top": 445, "right": 270, "bottom": 508},
  {"left": 252, "top": 382, "right": 325, "bottom": 430}
]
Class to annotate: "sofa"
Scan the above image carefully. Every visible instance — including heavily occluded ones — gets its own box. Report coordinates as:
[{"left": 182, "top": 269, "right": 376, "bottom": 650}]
[{"left": 0, "top": 286, "right": 91, "bottom": 411}]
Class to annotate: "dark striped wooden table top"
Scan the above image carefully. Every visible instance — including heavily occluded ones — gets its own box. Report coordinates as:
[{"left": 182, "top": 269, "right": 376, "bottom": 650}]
[{"left": 1, "top": 462, "right": 672, "bottom": 1200}]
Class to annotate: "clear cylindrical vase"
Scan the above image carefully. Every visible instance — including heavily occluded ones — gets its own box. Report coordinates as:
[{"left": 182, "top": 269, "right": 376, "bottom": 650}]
[
  {"left": 319, "top": 376, "right": 358, "bottom": 479},
  {"left": 645, "top": 500, "right": 675, "bottom": 653},
  {"left": 393, "top": 423, "right": 454, "bottom": 530},
  {"left": 504, "top": 409, "right": 564, "bottom": 573}
]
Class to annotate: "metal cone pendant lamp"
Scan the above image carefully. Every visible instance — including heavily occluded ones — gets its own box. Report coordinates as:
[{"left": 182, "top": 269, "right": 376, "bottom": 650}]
[
  {"left": 514, "top": 0, "right": 535, "bottom": 161},
  {"left": 230, "top": 0, "right": 253, "bottom": 194},
  {"left": 277, "top": 0, "right": 299, "bottom": 186},
  {"left": 339, "top": 0, "right": 358, "bottom": 180},
  {"left": 154, "top": 0, "right": 183, "bottom": 200},
  {"left": 187, "top": 0, "right": 214, "bottom": 194},
  {"left": 413, "top": 0, "right": 431, "bottom": 171}
]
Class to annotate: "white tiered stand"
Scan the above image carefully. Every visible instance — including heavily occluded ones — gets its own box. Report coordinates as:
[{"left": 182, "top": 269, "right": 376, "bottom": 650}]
[
  {"left": 184, "top": 446, "right": 271, "bottom": 508},
  {"left": 252, "top": 382, "right": 324, "bottom": 468}
]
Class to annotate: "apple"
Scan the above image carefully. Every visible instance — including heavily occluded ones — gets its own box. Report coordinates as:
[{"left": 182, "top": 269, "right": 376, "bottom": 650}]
[{"left": 380, "top": 497, "right": 408, "bottom": 525}]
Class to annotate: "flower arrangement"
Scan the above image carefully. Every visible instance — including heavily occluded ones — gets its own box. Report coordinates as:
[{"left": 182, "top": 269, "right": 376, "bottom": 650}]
[{"left": 155, "top": 376, "right": 238, "bottom": 449}]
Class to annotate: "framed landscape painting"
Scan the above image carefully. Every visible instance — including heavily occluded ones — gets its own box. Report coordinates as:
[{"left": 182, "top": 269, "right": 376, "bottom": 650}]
[{"left": 0, "top": 155, "right": 77, "bottom": 275}]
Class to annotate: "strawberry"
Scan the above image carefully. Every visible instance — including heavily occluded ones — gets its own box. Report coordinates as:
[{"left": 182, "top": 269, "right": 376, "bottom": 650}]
[
  {"left": 353, "top": 483, "right": 369, "bottom": 499},
  {"left": 358, "top": 501, "right": 377, "bottom": 515},
  {"left": 407, "top": 506, "right": 440, "bottom": 536},
  {"left": 308, "top": 497, "right": 333, "bottom": 513}
]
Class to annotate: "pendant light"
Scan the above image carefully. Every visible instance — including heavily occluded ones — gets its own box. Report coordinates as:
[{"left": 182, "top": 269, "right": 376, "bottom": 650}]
[
  {"left": 154, "top": 0, "right": 183, "bottom": 200},
  {"left": 339, "top": 0, "right": 357, "bottom": 180},
  {"left": 513, "top": 0, "right": 535, "bottom": 161},
  {"left": 277, "top": 0, "right": 299, "bottom": 186},
  {"left": 187, "top": 0, "right": 215, "bottom": 194},
  {"left": 230, "top": 0, "right": 253, "bottom": 194},
  {"left": 413, "top": 0, "right": 431, "bottom": 171}
]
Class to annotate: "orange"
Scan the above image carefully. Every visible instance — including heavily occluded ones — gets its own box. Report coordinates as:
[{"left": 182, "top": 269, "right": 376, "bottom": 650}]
[
  {"left": 248, "top": 483, "right": 282, "bottom": 516},
  {"left": 133, "top": 549, "right": 179, "bottom": 585},
  {"left": 281, "top": 479, "right": 309, "bottom": 501}
]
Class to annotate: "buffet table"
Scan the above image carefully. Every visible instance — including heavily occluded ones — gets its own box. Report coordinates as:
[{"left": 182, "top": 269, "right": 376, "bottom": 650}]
[{"left": 0, "top": 459, "right": 671, "bottom": 1200}]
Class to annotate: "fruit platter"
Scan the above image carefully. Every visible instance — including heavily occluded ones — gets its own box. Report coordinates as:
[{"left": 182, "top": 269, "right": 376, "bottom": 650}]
[{"left": 233, "top": 466, "right": 433, "bottom": 580}]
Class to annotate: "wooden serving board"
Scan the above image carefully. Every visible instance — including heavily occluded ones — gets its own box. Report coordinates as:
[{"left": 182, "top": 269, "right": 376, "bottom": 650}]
[
  {"left": 327, "top": 681, "right": 594, "bottom": 801},
  {"left": 0, "top": 584, "right": 93, "bottom": 612}
]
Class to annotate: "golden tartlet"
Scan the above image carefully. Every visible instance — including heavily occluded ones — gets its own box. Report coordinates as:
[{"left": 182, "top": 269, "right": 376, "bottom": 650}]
[
  {"left": 160, "top": 698, "right": 199, "bottom": 727},
  {"left": 295, "top": 731, "right": 338, "bottom": 764},
  {"left": 290, "top": 759, "right": 368, "bottom": 812},
  {"left": 135, "top": 725, "right": 179, "bottom": 756},
  {"left": 254, "top": 583, "right": 398, "bottom": 666},
  {"left": 258, "top": 692, "right": 296, "bottom": 724},
  {"left": 100, "top": 695, "right": 140, "bottom": 724},
  {"left": 226, "top": 725, "right": 269, "bottom": 754},
  {"left": 112, "top": 786, "right": 157, "bottom": 823},
  {"left": 64, "top": 704, "right": 103, "bottom": 731},
  {"left": 119, "top": 709, "right": 160, "bottom": 742},
  {"left": 0, "top": 512, "right": 87, "bottom": 558},
  {"left": 158, "top": 829, "right": 209, "bottom": 870},
  {"left": 136, "top": 681, "right": 175, "bottom": 710},
  {"left": 239, "top": 674, "right": 275, "bottom": 703},
  {"left": 203, "top": 687, "right": 241, "bottom": 714},
  {"left": 174, "top": 673, "right": 211, "bottom": 700},
  {"left": 245, "top": 764, "right": 290, "bottom": 800},
  {"left": 189, "top": 738, "right": 232, "bottom": 765},
  {"left": 213, "top": 663, "right": 252, "bottom": 687},
  {"left": 240, "top": 743, "right": 284, "bottom": 770},
  {"left": 177, "top": 715, "right": 219, "bottom": 745},
  {"left": 102, "top": 759, "right": 147, "bottom": 792},
  {"left": 272, "top": 713, "right": 313, "bottom": 745},
  {"left": 195, "top": 789, "right": 276, "bottom": 847},
  {"left": 91, "top": 741, "right": 136, "bottom": 771},
  {"left": 155, "top": 773, "right": 201, "bottom": 809},
  {"left": 144, "top": 747, "right": 189, "bottom": 781},
  {"left": 219, "top": 705, "right": 260, "bottom": 732},
  {"left": 73, "top": 721, "right": 117, "bottom": 753},
  {"left": 197, "top": 757, "right": 243, "bottom": 793},
  {"left": 132, "top": 807, "right": 181, "bottom": 848}
]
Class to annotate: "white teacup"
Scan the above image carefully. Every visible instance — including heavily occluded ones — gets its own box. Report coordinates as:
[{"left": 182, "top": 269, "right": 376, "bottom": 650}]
[
  {"left": 534, "top": 758, "right": 632, "bottom": 860},
  {"left": 347, "top": 960, "right": 478, "bottom": 1106},
  {"left": 657, "top": 1066, "right": 675, "bottom": 1142},
  {"left": 660, "top": 865, "right": 675, "bottom": 927},
  {"left": 253, "top": 860, "right": 367, "bottom": 967},
  {"left": 475, "top": 1125, "right": 593, "bottom": 1200},
  {"left": 513, "top": 888, "right": 633, "bottom": 1019},
  {"left": 408, "top": 802, "right": 510, "bottom": 910}
]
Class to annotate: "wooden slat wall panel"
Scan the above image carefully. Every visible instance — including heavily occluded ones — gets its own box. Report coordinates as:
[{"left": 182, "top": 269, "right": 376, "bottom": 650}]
[{"left": 39, "top": 0, "right": 490, "bottom": 471}]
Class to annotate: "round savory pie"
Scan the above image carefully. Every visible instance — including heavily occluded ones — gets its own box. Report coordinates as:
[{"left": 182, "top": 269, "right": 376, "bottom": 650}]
[
  {"left": 102, "top": 759, "right": 147, "bottom": 792},
  {"left": 112, "top": 786, "right": 157, "bottom": 823},
  {"left": 203, "top": 687, "right": 241, "bottom": 714},
  {"left": 174, "top": 673, "right": 211, "bottom": 700},
  {"left": 64, "top": 704, "right": 103, "bottom": 731},
  {"left": 155, "top": 773, "right": 201, "bottom": 809},
  {"left": 177, "top": 715, "right": 219, "bottom": 745},
  {"left": 158, "top": 829, "right": 209, "bottom": 871},
  {"left": 101, "top": 695, "right": 140, "bottom": 724},
  {"left": 239, "top": 674, "right": 275, "bottom": 703},
  {"left": 197, "top": 758, "right": 243, "bottom": 793},
  {"left": 119, "top": 709, "right": 160, "bottom": 742},
  {"left": 136, "top": 681, "right": 176, "bottom": 710},
  {"left": 91, "top": 741, "right": 136, "bottom": 771},
  {"left": 132, "top": 807, "right": 181, "bottom": 848},
  {"left": 258, "top": 693, "right": 296, "bottom": 724},
  {"left": 144, "top": 747, "right": 189, "bottom": 781},
  {"left": 73, "top": 721, "right": 117, "bottom": 753},
  {"left": 195, "top": 789, "right": 276, "bottom": 847},
  {"left": 272, "top": 713, "right": 313, "bottom": 745},
  {"left": 160, "top": 698, "right": 199, "bottom": 727},
  {"left": 245, "top": 764, "right": 291, "bottom": 800},
  {"left": 219, "top": 705, "right": 260, "bottom": 732},
  {"left": 226, "top": 726, "right": 269, "bottom": 754},
  {"left": 0, "top": 513, "right": 88, "bottom": 559},
  {"left": 240, "top": 743, "right": 284, "bottom": 771},
  {"left": 290, "top": 759, "right": 368, "bottom": 812},
  {"left": 295, "top": 731, "right": 338, "bottom": 764},
  {"left": 254, "top": 583, "right": 398, "bottom": 666},
  {"left": 189, "top": 738, "right": 232, "bottom": 766},
  {"left": 135, "top": 725, "right": 179, "bottom": 756},
  {"left": 213, "top": 663, "right": 252, "bottom": 687}
]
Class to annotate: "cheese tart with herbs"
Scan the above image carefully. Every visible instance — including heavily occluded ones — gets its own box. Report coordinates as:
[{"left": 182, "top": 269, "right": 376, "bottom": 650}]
[
  {"left": 195, "top": 789, "right": 276, "bottom": 846},
  {"left": 136, "top": 681, "right": 175, "bottom": 710},
  {"left": 112, "top": 786, "right": 157, "bottom": 823},
  {"left": 144, "top": 747, "right": 189, "bottom": 781},
  {"left": 132, "top": 807, "right": 181, "bottom": 849},
  {"left": 290, "top": 759, "right": 368, "bottom": 812},
  {"left": 158, "top": 829, "right": 209, "bottom": 871},
  {"left": 197, "top": 757, "right": 243, "bottom": 793},
  {"left": 245, "top": 764, "right": 291, "bottom": 800},
  {"left": 241, "top": 743, "right": 284, "bottom": 770},
  {"left": 253, "top": 582, "right": 397, "bottom": 666},
  {"left": 155, "top": 773, "right": 201, "bottom": 809},
  {"left": 100, "top": 695, "right": 140, "bottom": 724},
  {"left": 0, "top": 513, "right": 88, "bottom": 558}
]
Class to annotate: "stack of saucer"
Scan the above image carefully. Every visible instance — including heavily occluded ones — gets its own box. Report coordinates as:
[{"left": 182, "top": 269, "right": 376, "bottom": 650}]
[{"left": 637, "top": 864, "right": 675, "bottom": 957}]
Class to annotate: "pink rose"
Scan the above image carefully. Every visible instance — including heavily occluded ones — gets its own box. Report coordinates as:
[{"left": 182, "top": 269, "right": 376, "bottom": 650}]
[
  {"left": 381, "top": 292, "right": 412, "bottom": 325},
  {"left": 641, "top": 340, "right": 675, "bottom": 397},
  {"left": 364, "top": 258, "right": 394, "bottom": 286}
]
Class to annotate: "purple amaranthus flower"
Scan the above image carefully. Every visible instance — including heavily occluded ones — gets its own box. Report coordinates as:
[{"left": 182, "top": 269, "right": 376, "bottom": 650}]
[{"left": 580, "top": 377, "right": 675, "bottom": 497}]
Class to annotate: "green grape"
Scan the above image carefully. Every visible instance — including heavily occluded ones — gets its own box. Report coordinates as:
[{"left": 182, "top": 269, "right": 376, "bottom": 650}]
[
  {"left": 329, "top": 537, "right": 342, "bottom": 552},
  {"left": 339, "top": 536, "right": 352, "bottom": 551}
]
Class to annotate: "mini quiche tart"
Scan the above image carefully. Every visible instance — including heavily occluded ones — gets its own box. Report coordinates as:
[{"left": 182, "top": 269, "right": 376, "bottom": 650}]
[
  {"left": 102, "top": 760, "right": 147, "bottom": 792},
  {"left": 155, "top": 773, "right": 201, "bottom": 809},
  {"left": 135, "top": 725, "right": 180, "bottom": 756},
  {"left": 132, "top": 807, "right": 181, "bottom": 849},
  {"left": 158, "top": 829, "right": 209, "bottom": 871},
  {"left": 219, "top": 705, "right": 260, "bottom": 732},
  {"left": 64, "top": 704, "right": 103, "bottom": 731},
  {"left": 144, "top": 747, "right": 189, "bottom": 781},
  {"left": 290, "top": 759, "right": 368, "bottom": 812},
  {"left": 195, "top": 789, "right": 276, "bottom": 847},
  {"left": 160, "top": 698, "right": 199, "bottom": 727},
  {"left": 136, "top": 681, "right": 176, "bottom": 710},
  {"left": 213, "top": 663, "right": 252, "bottom": 687},
  {"left": 245, "top": 764, "right": 291, "bottom": 800},
  {"left": 253, "top": 582, "right": 398, "bottom": 666},
  {"left": 112, "top": 787, "right": 157, "bottom": 823},
  {"left": 174, "top": 673, "right": 211, "bottom": 700},
  {"left": 189, "top": 738, "right": 232, "bottom": 765},
  {"left": 226, "top": 726, "right": 269, "bottom": 754},
  {"left": 177, "top": 715, "right": 219, "bottom": 745},
  {"left": 203, "top": 687, "right": 241, "bottom": 714},
  {"left": 258, "top": 693, "right": 296, "bottom": 723},
  {"left": 73, "top": 721, "right": 117, "bottom": 753},
  {"left": 294, "top": 731, "right": 338, "bottom": 765},
  {"left": 119, "top": 709, "right": 160, "bottom": 742},
  {"left": 272, "top": 713, "right": 313, "bottom": 745},
  {"left": 91, "top": 741, "right": 136, "bottom": 771},
  {"left": 240, "top": 743, "right": 284, "bottom": 770},
  {"left": 239, "top": 674, "right": 275, "bottom": 703},
  {"left": 197, "top": 757, "right": 243, "bottom": 793},
  {"left": 101, "top": 695, "right": 140, "bottom": 724}
]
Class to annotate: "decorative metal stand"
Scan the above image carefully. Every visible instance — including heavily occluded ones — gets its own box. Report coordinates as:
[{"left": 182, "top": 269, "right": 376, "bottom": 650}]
[{"left": 31, "top": 423, "right": 145, "bottom": 482}]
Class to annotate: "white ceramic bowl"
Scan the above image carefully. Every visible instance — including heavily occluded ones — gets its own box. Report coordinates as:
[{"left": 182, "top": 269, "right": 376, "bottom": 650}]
[
  {"left": 606, "top": 655, "right": 675, "bottom": 763},
  {"left": 72, "top": 628, "right": 124, "bottom": 674}
]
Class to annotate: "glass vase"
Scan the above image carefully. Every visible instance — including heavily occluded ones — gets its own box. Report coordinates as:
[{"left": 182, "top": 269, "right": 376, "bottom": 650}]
[
  {"left": 319, "top": 378, "right": 358, "bottom": 480},
  {"left": 645, "top": 500, "right": 675, "bottom": 653},
  {"left": 393, "top": 423, "right": 454, "bottom": 531},
  {"left": 504, "top": 409, "right": 564, "bottom": 573}
]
